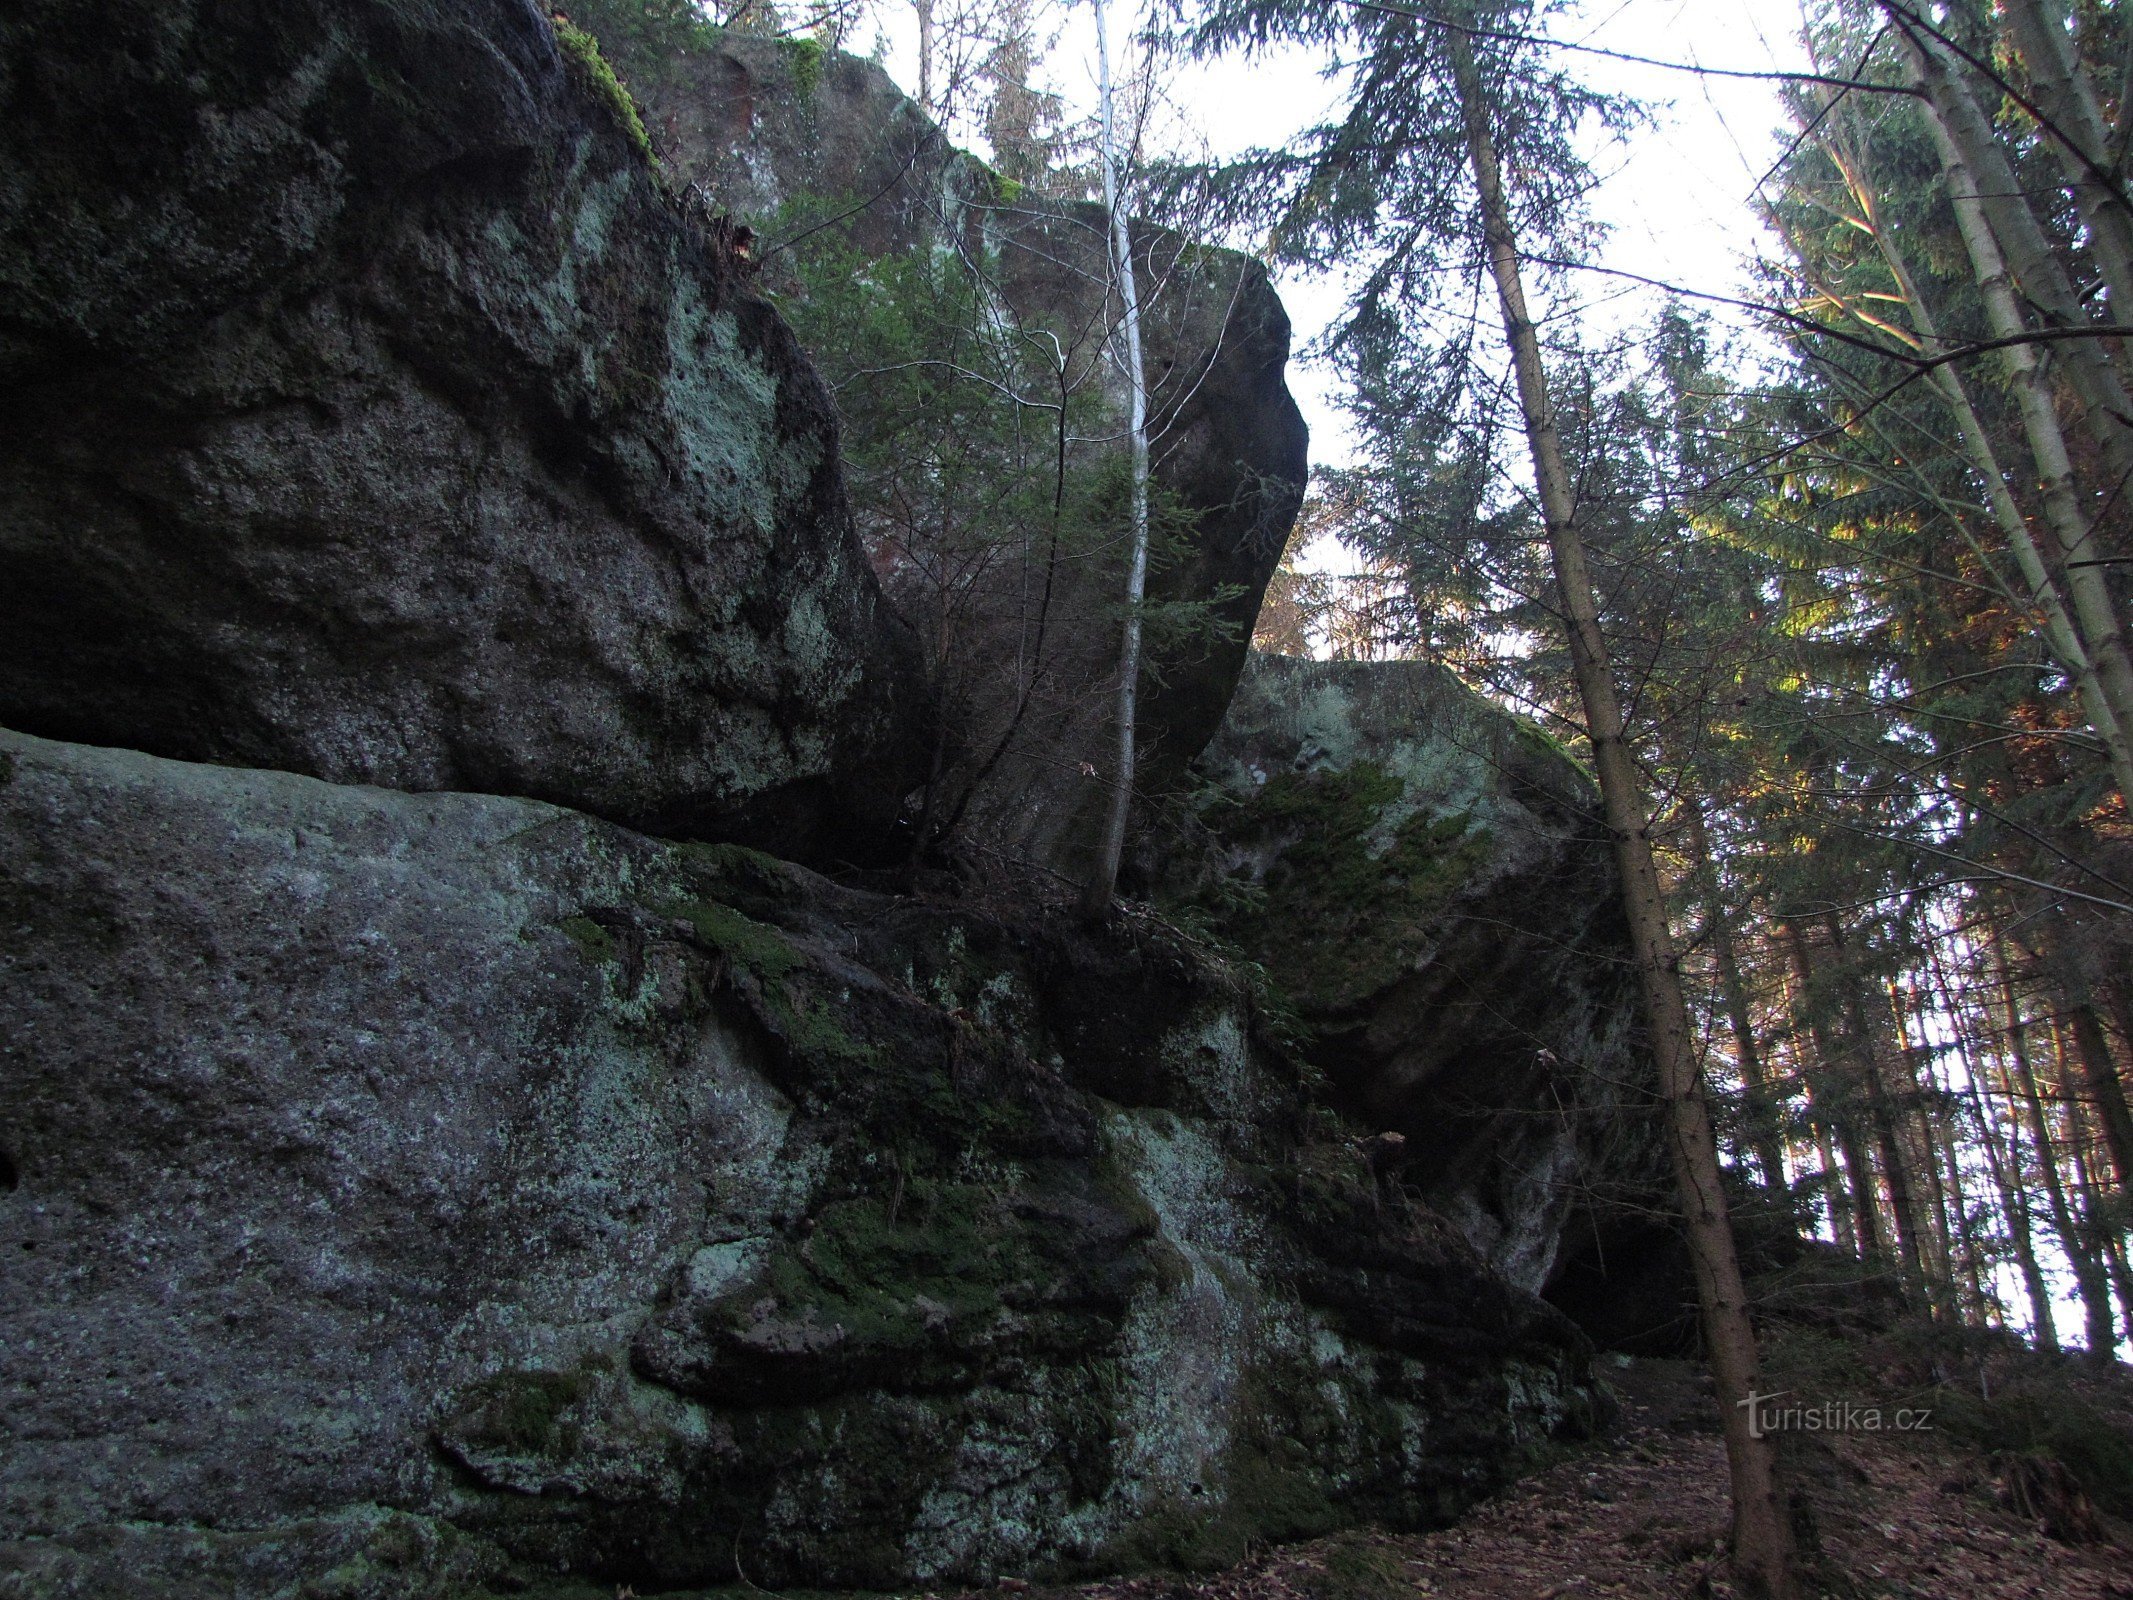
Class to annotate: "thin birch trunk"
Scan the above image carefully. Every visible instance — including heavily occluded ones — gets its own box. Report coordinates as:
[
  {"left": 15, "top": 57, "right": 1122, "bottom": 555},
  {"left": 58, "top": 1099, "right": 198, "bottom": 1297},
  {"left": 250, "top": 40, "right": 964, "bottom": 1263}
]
[
  {"left": 1448, "top": 30, "right": 1795, "bottom": 1597},
  {"left": 1079, "top": 0, "right": 1150, "bottom": 922}
]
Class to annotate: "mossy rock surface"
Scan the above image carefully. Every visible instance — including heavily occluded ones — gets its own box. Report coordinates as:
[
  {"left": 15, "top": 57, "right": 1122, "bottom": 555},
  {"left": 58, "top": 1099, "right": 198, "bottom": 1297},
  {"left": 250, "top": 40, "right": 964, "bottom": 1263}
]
[
  {"left": 0, "top": 727, "right": 1606, "bottom": 1597},
  {"left": 1161, "top": 652, "right": 1672, "bottom": 1330}
]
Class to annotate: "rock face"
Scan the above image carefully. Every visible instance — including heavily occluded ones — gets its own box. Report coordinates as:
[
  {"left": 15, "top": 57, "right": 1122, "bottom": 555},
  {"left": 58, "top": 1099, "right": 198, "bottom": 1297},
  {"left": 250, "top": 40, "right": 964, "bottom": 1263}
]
[
  {"left": 0, "top": 728, "right": 1603, "bottom": 1596},
  {"left": 611, "top": 34, "right": 1310, "bottom": 873},
  {"left": 0, "top": 0, "right": 925, "bottom": 862},
  {"left": 1159, "top": 654, "right": 1667, "bottom": 1304}
]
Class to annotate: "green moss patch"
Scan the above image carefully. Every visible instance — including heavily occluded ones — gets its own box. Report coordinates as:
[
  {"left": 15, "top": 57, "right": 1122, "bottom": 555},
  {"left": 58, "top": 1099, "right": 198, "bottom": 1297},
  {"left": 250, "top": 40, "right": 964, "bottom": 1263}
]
[
  {"left": 448, "top": 1366, "right": 597, "bottom": 1459},
  {"left": 553, "top": 15, "right": 657, "bottom": 168},
  {"left": 1189, "top": 762, "right": 1494, "bottom": 1012}
]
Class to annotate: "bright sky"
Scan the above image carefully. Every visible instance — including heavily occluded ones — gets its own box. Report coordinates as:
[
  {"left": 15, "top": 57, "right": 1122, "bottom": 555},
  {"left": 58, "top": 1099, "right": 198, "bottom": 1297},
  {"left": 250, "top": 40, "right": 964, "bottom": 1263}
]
[{"left": 881, "top": 0, "right": 1818, "bottom": 468}]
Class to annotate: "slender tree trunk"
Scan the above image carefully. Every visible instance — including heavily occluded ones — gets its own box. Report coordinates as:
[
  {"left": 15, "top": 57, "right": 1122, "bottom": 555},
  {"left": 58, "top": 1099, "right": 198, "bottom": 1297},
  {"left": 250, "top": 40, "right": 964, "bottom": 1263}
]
[
  {"left": 1967, "top": 932, "right": 2063, "bottom": 1351},
  {"left": 1893, "top": 13, "right": 2133, "bottom": 496},
  {"left": 1824, "top": 124, "right": 2133, "bottom": 802},
  {"left": 2067, "top": 997, "right": 2133, "bottom": 1191},
  {"left": 1687, "top": 802, "right": 1790, "bottom": 1190},
  {"left": 2013, "top": 998, "right": 2117, "bottom": 1361},
  {"left": 1812, "top": 1113, "right": 1859, "bottom": 1256},
  {"left": 1891, "top": 980, "right": 1960, "bottom": 1317},
  {"left": 1448, "top": 31, "right": 1795, "bottom": 1597},
  {"left": 915, "top": 0, "right": 936, "bottom": 112},
  {"left": 1899, "top": 33, "right": 2133, "bottom": 793},
  {"left": 1819, "top": 916, "right": 1929, "bottom": 1296},
  {"left": 2069, "top": 1120, "right": 2133, "bottom": 1351},
  {"left": 2000, "top": 0, "right": 2133, "bottom": 325},
  {"left": 1078, "top": 0, "right": 1151, "bottom": 923},
  {"left": 1782, "top": 922, "right": 1890, "bottom": 1273}
]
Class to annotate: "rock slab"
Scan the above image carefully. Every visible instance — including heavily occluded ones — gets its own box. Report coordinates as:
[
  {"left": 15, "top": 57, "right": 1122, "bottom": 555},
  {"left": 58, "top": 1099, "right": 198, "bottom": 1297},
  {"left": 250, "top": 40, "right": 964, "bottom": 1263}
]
[
  {"left": 0, "top": 0, "right": 925, "bottom": 861},
  {"left": 0, "top": 728, "right": 1602, "bottom": 1596}
]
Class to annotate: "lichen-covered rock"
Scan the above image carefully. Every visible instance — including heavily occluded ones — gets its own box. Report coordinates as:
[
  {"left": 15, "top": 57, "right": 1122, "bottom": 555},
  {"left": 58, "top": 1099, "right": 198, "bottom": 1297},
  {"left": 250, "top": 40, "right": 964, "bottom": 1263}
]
[
  {"left": 1159, "top": 653, "right": 1669, "bottom": 1309},
  {"left": 0, "top": 0, "right": 925, "bottom": 862},
  {"left": 0, "top": 727, "right": 1602, "bottom": 1596},
  {"left": 606, "top": 33, "right": 1309, "bottom": 874}
]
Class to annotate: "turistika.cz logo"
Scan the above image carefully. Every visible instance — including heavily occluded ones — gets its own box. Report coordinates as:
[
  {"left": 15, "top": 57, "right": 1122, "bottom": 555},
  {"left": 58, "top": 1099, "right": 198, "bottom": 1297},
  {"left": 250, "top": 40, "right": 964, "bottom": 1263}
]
[{"left": 1736, "top": 1390, "right": 1933, "bottom": 1439}]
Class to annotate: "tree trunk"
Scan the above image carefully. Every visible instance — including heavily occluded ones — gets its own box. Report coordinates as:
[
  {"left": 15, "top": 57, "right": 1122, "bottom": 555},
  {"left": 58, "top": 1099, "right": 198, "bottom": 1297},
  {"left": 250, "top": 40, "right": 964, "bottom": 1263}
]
[
  {"left": 1969, "top": 932, "right": 2063, "bottom": 1350},
  {"left": 2000, "top": 0, "right": 2133, "bottom": 328},
  {"left": 2068, "top": 998, "right": 2133, "bottom": 1191},
  {"left": 1078, "top": 0, "right": 1151, "bottom": 923},
  {"left": 2010, "top": 991, "right": 2118, "bottom": 1361},
  {"left": 1687, "top": 802, "right": 1790, "bottom": 1190},
  {"left": 1898, "top": 30, "right": 2133, "bottom": 799},
  {"left": 1822, "top": 916, "right": 1929, "bottom": 1296},
  {"left": 1448, "top": 30, "right": 1796, "bottom": 1598},
  {"left": 1823, "top": 118, "right": 2133, "bottom": 803},
  {"left": 1782, "top": 921, "right": 1891, "bottom": 1273},
  {"left": 1893, "top": 12, "right": 2133, "bottom": 496},
  {"left": 915, "top": 0, "right": 936, "bottom": 112}
]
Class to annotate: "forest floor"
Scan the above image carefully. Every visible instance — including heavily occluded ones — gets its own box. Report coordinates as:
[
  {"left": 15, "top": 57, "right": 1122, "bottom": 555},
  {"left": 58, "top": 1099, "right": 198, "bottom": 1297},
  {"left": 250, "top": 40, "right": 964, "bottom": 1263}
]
[{"left": 917, "top": 1352, "right": 2133, "bottom": 1600}]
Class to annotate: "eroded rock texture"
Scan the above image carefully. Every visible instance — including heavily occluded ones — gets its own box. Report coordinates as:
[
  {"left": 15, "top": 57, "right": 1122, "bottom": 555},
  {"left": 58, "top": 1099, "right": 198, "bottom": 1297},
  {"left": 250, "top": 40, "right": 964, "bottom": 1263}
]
[
  {"left": 0, "top": 0, "right": 925, "bottom": 861},
  {"left": 609, "top": 34, "right": 1310, "bottom": 873},
  {"left": 0, "top": 729, "right": 1602, "bottom": 1596},
  {"left": 1161, "top": 654, "right": 1669, "bottom": 1310}
]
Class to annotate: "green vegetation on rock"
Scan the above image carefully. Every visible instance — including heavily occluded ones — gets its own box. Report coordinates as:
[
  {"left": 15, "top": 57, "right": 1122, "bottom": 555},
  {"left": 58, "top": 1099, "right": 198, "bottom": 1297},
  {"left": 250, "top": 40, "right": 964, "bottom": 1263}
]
[
  {"left": 553, "top": 15, "right": 657, "bottom": 167},
  {"left": 1190, "top": 762, "right": 1493, "bottom": 1011}
]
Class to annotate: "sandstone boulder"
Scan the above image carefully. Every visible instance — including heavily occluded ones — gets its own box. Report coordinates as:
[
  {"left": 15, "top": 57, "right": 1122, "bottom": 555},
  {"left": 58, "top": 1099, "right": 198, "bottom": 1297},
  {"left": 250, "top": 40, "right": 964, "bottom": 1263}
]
[
  {"left": 0, "top": 0, "right": 926, "bottom": 862},
  {"left": 0, "top": 727, "right": 1602, "bottom": 1596},
  {"left": 1159, "top": 653, "right": 1670, "bottom": 1305}
]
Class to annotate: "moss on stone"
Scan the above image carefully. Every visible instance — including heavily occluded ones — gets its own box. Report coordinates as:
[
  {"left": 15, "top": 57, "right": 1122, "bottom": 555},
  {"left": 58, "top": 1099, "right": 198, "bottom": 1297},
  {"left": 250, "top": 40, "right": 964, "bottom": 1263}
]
[
  {"left": 452, "top": 1367, "right": 596, "bottom": 1458},
  {"left": 553, "top": 15, "right": 658, "bottom": 168},
  {"left": 779, "top": 35, "right": 826, "bottom": 96},
  {"left": 555, "top": 913, "right": 617, "bottom": 965},
  {"left": 1192, "top": 762, "right": 1494, "bottom": 1011}
]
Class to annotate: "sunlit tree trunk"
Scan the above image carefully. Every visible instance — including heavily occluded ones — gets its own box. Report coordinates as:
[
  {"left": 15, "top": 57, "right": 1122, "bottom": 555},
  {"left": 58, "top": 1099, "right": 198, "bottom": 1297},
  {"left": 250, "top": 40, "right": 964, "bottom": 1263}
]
[
  {"left": 1448, "top": 29, "right": 1796, "bottom": 1597},
  {"left": 1823, "top": 124, "right": 2133, "bottom": 804},
  {"left": 1898, "top": 30, "right": 2133, "bottom": 808},
  {"left": 915, "top": 0, "right": 936, "bottom": 112},
  {"left": 1078, "top": 0, "right": 1151, "bottom": 923},
  {"left": 2000, "top": 0, "right": 2133, "bottom": 326},
  {"left": 1893, "top": 13, "right": 2133, "bottom": 493}
]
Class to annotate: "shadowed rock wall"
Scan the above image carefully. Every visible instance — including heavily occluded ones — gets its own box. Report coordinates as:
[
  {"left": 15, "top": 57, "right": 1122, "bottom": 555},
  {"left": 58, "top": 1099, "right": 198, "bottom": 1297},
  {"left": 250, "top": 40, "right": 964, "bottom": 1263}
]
[
  {"left": 609, "top": 34, "right": 1310, "bottom": 874},
  {"left": 1160, "top": 653, "right": 1670, "bottom": 1306},
  {"left": 0, "top": 0, "right": 926, "bottom": 863}
]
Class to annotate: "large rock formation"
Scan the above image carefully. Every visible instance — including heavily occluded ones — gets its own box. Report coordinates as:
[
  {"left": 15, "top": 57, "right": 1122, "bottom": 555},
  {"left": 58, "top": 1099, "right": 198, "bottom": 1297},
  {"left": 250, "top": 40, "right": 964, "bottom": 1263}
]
[
  {"left": 606, "top": 32, "right": 1310, "bottom": 874},
  {"left": 0, "top": 728, "right": 1602, "bottom": 1596},
  {"left": 1160, "top": 654, "right": 1668, "bottom": 1307},
  {"left": 0, "top": 0, "right": 925, "bottom": 862},
  {"left": 0, "top": 8, "right": 1668, "bottom": 1596}
]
